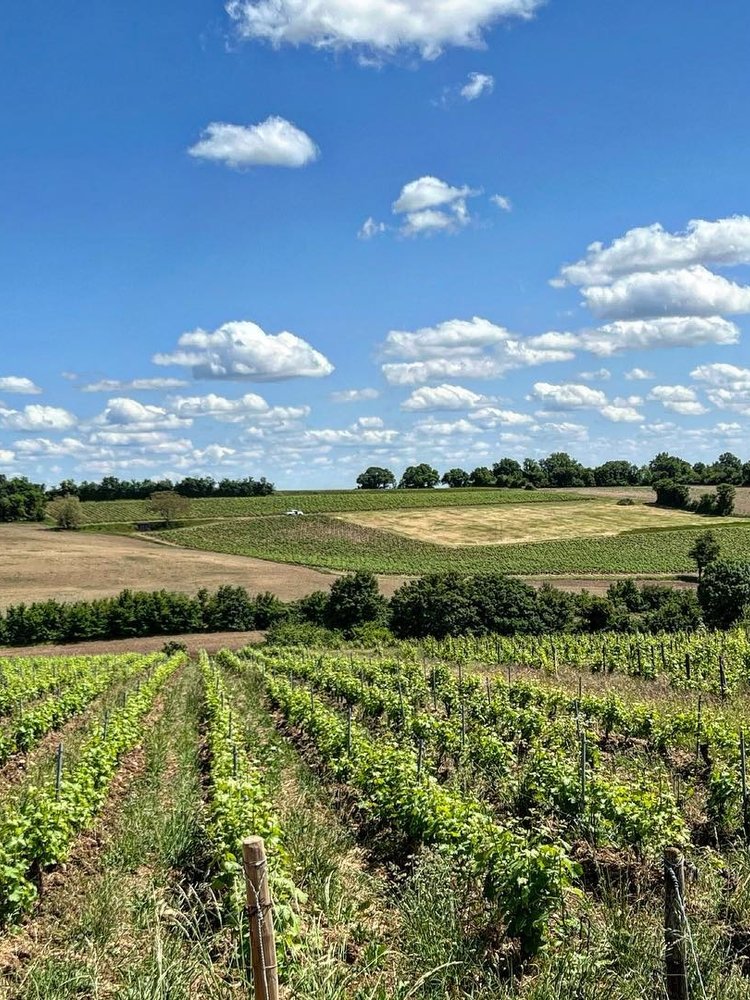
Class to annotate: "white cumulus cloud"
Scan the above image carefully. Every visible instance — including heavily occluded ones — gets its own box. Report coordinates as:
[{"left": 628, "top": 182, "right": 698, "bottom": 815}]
[
  {"left": 188, "top": 117, "right": 319, "bottom": 169},
  {"left": 81, "top": 378, "right": 189, "bottom": 393},
  {"left": 648, "top": 385, "right": 709, "bottom": 416},
  {"left": 358, "top": 217, "right": 388, "bottom": 240},
  {"left": 0, "top": 405, "right": 76, "bottom": 431},
  {"left": 0, "top": 376, "right": 42, "bottom": 395},
  {"left": 575, "top": 316, "right": 739, "bottom": 356},
  {"left": 491, "top": 194, "right": 512, "bottom": 212},
  {"left": 392, "top": 176, "right": 480, "bottom": 236},
  {"left": 582, "top": 266, "right": 750, "bottom": 320},
  {"left": 226, "top": 0, "right": 543, "bottom": 59},
  {"left": 401, "top": 383, "right": 487, "bottom": 411},
  {"left": 460, "top": 72, "right": 495, "bottom": 100},
  {"left": 330, "top": 387, "right": 380, "bottom": 403},
  {"left": 153, "top": 320, "right": 334, "bottom": 381},
  {"left": 558, "top": 215, "right": 750, "bottom": 286},
  {"left": 691, "top": 363, "right": 750, "bottom": 415}
]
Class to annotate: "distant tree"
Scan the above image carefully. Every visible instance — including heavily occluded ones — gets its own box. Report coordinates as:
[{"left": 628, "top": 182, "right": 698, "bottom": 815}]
[
  {"left": 688, "top": 530, "right": 721, "bottom": 582},
  {"left": 469, "top": 466, "right": 495, "bottom": 487},
  {"left": 325, "top": 571, "right": 387, "bottom": 635},
  {"left": 715, "top": 483, "right": 736, "bottom": 516},
  {"left": 399, "top": 464, "right": 439, "bottom": 489},
  {"left": 708, "top": 452, "right": 743, "bottom": 485},
  {"left": 48, "top": 495, "right": 84, "bottom": 530},
  {"left": 743, "top": 461, "right": 750, "bottom": 487},
  {"left": 0, "top": 476, "right": 46, "bottom": 523},
  {"left": 698, "top": 559, "right": 750, "bottom": 628},
  {"left": 648, "top": 452, "right": 693, "bottom": 484},
  {"left": 540, "top": 452, "right": 592, "bottom": 488},
  {"left": 492, "top": 458, "right": 524, "bottom": 488},
  {"left": 593, "top": 460, "right": 641, "bottom": 487},
  {"left": 175, "top": 476, "right": 216, "bottom": 498},
  {"left": 389, "top": 573, "right": 479, "bottom": 639},
  {"left": 522, "top": 458, "right": 547, "bottom": 488},
  {"left": 356, "top": 466, "right": 396, "bottom": 490},
  {"left": 148, "top": 490, "right": 191, "bottom": 526},
  {"left": 441, "top": 468, "right": 471, "bottom": 488},
  {"left": 653, "top": 478, "right": 691, "bottom": 509},
  {"left": 692, "top": 462, "right": 709, "bottom": 483}
]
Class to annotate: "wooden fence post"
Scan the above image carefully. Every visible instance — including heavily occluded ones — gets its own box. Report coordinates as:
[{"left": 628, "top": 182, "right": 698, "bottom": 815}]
[
  {"left": 741, "top": 729, "right": 748, "bottom": 839},
  {"left": 243, "top": 837, "right": 279, "bottom": 1000},
  {"left": 664, "top": 847, "right": 689, "bottom": 1000},
  {"left": 719, "top": 656, "right": 727, "bottom": 700}
]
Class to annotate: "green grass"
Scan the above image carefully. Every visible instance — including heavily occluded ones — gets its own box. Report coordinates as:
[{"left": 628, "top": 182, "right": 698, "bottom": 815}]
[
  {"left": 74, "top": 488, "right": 590, "bottom": 525},
  {"left": 156, "top": 514, "right": 750, "bottom": 575}
]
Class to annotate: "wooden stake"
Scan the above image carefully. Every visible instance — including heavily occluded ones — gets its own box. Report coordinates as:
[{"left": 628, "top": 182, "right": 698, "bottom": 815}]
[
  {"left": 663, "top": 847, "right": 689, "bottom": 1000},
  {"left": 695, "top": 695, "right": 702, "bottom": 760},
  {"left": 55, "top": 742, "right": 64, "bottom": 799},
  {"left": 741, "top": 729, "right": 748, "bottom": 838},
  {"left": 580, "top": 731, "right": 587, "bottom": 810},
  {"left": 346, "top": 704, "right": 353, "bottom": 754},
  {"left": 719, "top": 656, "right": 727, "bottom": 700},
  {"left": 243, "top": 837, "right": 279, "bottom": 1000},
  {"left": 685, "top": 653, "right": 691, "bottom": 683}
]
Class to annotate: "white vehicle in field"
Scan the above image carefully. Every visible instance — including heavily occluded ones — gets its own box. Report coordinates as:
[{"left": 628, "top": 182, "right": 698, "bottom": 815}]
[{"left": 285, "top": 509, "right": 305, "bottom": 516}]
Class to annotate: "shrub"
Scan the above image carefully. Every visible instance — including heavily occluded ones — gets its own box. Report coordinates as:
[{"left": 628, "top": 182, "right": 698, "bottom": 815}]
[
  {"left": 390, "top": 573, "right": 480, "bottom": 639},
  {"left": 163, "top": 640, "right": 188, "bottom": 655},
  {"left": 698, "top": 559, "right": 750, "bottom": 629},
  {"left": 254, "top": 591, "right": 289, "bottom": 629},
  {"left": 293, "top": 590, "right": 330, "bottom": 626},
  {"left": 688, "top": 530, "right": 721, "bottom": 581},
  {"left": 265, "top": 621, "right": 343, "bottom": 648},
  {"left": 715, "top": 483, "right": 736, "bottom": 516},
  {"left": 616, "top": 497, "right": 635, "bottom": 506},
  {"left": 48, "top": 495, "right": 84, "bottom": 529},
  {"left": 325, "top": 571, "right": 387, "bottom": 635},
  {"left": 349, "top": 622, "right": 397, "bottom": 647},
  {"left": 653, "top": 478, "right": 691, "bottom": 509},
  {"left": 202, "top": 585, "right": 256, "bottom": 632}
]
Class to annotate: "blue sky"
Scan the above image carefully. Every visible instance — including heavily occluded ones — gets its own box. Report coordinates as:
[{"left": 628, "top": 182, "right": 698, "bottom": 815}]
[{"left": 1, "top": 0, "right": 749, "bottom": 487}]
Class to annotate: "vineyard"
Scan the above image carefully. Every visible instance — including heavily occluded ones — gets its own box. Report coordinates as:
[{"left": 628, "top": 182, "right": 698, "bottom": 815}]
[
  {"left": 0, "top": 631, "right": 749, "bottom": 997},
  {"left": 158, "top": 511, "right": 750, "bottom": 575},
  {"left": 73, "top": 488, "right": 588, "bottom": 525}
]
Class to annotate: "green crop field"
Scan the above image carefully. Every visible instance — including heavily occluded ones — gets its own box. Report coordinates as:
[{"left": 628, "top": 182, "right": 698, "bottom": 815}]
[
  {"left": 156, "top": 513, "right": 750, "bottom": 575},
  {"left": 73, "top": 488, "right": 589, "bottom": 524},
  {"left": 4, "top": 642, "right": 750, "bottom": 996}
]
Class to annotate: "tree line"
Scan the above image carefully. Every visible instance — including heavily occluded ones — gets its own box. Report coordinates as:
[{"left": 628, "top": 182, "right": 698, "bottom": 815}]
[
  {"left": 357, "top": 450, "right": 750, "bottom": 490},
  {"left": 47, "top": 474, "right": 275, "bottom": 501},
  {"left": 2, "top": 540, "right": 748, "bottom": 647}
]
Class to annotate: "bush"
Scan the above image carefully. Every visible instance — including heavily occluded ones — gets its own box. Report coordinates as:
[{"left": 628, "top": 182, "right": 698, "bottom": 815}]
[
  {"left": 48, "top": 495, "right": 84, "bottom": 530},
  {"left": 163, "top": 640, "right": 188, "bottom": 655},
  {"left": 203, "top": 585, "right": 256, "bottom": 632},
  {"left": 349, "top": 622, "right": 397, "bottom": 647},
  {"left": 265, "top": 621, "right": 343, "bottom": 648},
  {"left": 616, "top": 497, "right": 635, "bottom": 506},
  {"left": 293, "top": 590, "right": 330, "bottom": 626},
  {"left": 715, "top": 483, "right": 736, "bottom": 516},
  {"left": 653, "top": 478, "right": 691, "bottom": 509},
  {"left": 698, "top": 559, "right": 750, "bottom": 629},
  {"left": 390, "top": 573, "right": 480, "bottom": 639},
  {"left": 324, "top": 572, "right": 387, "bottom": 636}
]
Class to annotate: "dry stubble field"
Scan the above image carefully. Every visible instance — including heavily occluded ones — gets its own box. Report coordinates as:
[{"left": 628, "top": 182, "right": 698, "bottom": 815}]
[{"left": 337, "top": 499, "right": 713, "bottom": 546}]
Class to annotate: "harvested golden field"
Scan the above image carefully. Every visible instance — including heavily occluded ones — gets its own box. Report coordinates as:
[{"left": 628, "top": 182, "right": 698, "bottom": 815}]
[{"left": 336, "top": 499, "right": 730, "bottom": 547}]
